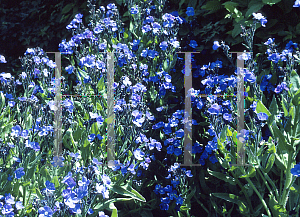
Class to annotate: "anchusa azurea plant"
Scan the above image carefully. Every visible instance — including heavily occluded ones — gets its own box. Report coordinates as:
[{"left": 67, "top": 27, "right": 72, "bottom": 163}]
[
  {"left": 186, "top": 11, "right": 300, "bottom": 216},
  {"left": 57, "top": 0, "right": 197, "bottom": 215},
  {"left": 0, "top": 0, "right": 197, "bottom": 217}
]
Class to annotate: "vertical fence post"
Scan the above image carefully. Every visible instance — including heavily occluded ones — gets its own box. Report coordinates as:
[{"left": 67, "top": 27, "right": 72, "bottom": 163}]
[
  {"left": 47, "top": 52, "right": 63, "bottom": 157},
  {"left": 230, "top": 52, "right": 252, "bottom": 167},
  {"left": 107, "top": 52, "right": 115, "bottom": 167},
  {"left": 177, "top": 52, "right": 202, "bottom": 167}
]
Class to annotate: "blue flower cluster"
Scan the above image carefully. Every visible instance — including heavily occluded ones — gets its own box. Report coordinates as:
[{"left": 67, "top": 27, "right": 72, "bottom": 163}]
[
  {"left": 0, "top": 193, "right": 24, "bottom": 216},
  {"left": 154, "top": 163, "right": 192, "bottom": 211}
]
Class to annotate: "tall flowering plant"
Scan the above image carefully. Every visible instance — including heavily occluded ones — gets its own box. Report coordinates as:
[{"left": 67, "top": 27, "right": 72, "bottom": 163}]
[
  {"left": 0, "top": 0, "right": 189, "bottom": 216},
  {"left": 187, "top": 11, "right": 300, "bottom": 216}
]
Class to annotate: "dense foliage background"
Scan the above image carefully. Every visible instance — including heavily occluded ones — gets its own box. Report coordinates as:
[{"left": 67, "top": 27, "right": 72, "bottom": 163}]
[
  {"left": 1, "top": 0, "right": 300, "bottom": 216},
  {"left": 1, "top": 0, "right": 300, "bottom": 74}
]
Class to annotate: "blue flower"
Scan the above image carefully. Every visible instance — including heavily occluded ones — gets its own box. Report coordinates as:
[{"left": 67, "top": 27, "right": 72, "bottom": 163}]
[
  {"left": 209, "top": 155, "right": 218, "bottom": 164},
  {"left": 142, "top": 25, "right": 151, "bottom": 34},
  {"left": 291, "top": 163, "right": 300, "bottom": 176},
  {"left": 293, "top": 0, "right": 300, "bottom": 7},
  {"left": 70, "top": 152, "right": 80, "bottom": 160},
  {"left": 88, "top": 208, "right": 94, "bottom": 215},
  {"left": 208, "top": 103, "right": 221, "bottom": 115},
  {"left": 44, "top": 180, "right": 55, "bottom": 192},
  {"left": 285, "top": 40, "right": 298, "bottom": 51},
  {"left": 175, "top": 129, "right": 184, "bottom": 138},
  {"left": 257, "top": 112, "right": 268, "bottom": 121},
  {"left": 186, "top": 7, "right": 195, "bottom": 16},
  {"left": 133, "top": 148, "right": 145, "bottom": 160},
  {"left": 15, "top": 201, "right": 24, "bottom": 210},
  {"left": 213, "top": 41, "right": 221, "bottom": 50},
  {"left": 15, "top": 167, "right": 25, "bottom": 179},
  {"left": 170, "top": 38, "right": 180, "bottom": 48},
  {"left": 152, "top": 22, "right": 161, "bottom": 34},
  {"left": 107, "top": 3, "right": 116, "bottom": 9},
  {"left": 147, "top": 50, "right": 158, "bottom": 58},
  {"left": 252, "top": 13, "right": 267, "bottom": 27},
  {"left": 274, "top": 82, "right": 289, "bottom": 94},
  {"left": 167, "top": 145, "right": 174, "bottom": 154},
  {"left": 74, "top": 185, "right": 88, "bottom": 200},
  {"left": 264, "top": 38, "right": 275, "bottom": 45},
  {"left": 24, "top": 48, "right": 35, "bottom": 55},
  {"left": 2, "top": 204, "right": 13, "bottom": 215},
  {"left": 0, "top": 55, "right": 7, "bottom": 63},
  {"left": 88, "top": 134, "right": 96, "bottom": 142},
  {"left": 237, "top": 53, "right": 251, "bottom": 61},
  {"left": 131, "top": 5, "right": 139, "bottom": 14},
  {"left": 96, "top": 184, "right": 109, "bottom": 199},
  {"left": 11, "top": 125, "right": 22, "bottom": 137},
  {"left": 244, "top": 69, "right": 256, "bottom": 83},
  {"left": 189, "top": 40, "right": 198, "bottom": 48},
  {"left": 174, "top": 148, "right": 182, "bottom": 156},
  {"left": 5, "top": 193, "right": 15, "bottom": 205},
  {"left": 7, "top": 174, "right": 13, "bottom": 181},
  {"left": 144, "top": 16, "right": 154, "bottom": 24},
  {"left": 101, "top": 174, "right": 111, "bottom": 186},
  {"left": 176, "top": 196, "right": 183, "bottom": 205},
  {"left": 98, "top": 42, "right": 107, "bottom": 50},
  {"left": 38, "top": 206, "right": 53, "bottom": 217},
  {"left": 51, "top": 156, "right": 65, "bottom": 167},
  {"left": 223, "top": 113, "right": 233, "bottom": 122},
  {"left": 160, "top": 41, "right": 168, "bottom": 51}
]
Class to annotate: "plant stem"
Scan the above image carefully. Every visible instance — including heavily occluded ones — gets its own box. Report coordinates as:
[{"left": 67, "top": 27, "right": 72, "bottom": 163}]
[
  {"left": 280, "top": 153, "right": 294, "bottom": 208},
  {"left": 257, "top": 168, "right": 279, "bottom": 201},
  {"left": 245, "top": 177, "right": 271, "bottom": 217},
  {"left": 230, "top": 170, "right": 254, "bottom": 213},
  {"left": 280, "top": 169, "right": 283, "bottom": 199},
  {"left": 256, "top": 168, "right": 275, "bottom": 199}
]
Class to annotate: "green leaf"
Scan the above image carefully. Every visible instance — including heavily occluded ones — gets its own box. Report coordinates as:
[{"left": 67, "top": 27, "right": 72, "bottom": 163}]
[
  {"left": 292, "top": 88, "right": 300, "bottom": 106},
  {"left": 109, "top": 203, "right": 118, "bottom": 217},
  {"left": 179, "top": 0, "right": 185, "bottom": 8},
  {"left": 232, "top": 24, "right": 242, "bottom": 38},
  {"left": 290, "top": 70, "right": 300, "bottom": 94},
  {"left": 90, "top": 198, "right": 133, "bottom": 217},
  {"left": 271, "top": 122, "right": 293, "bottom": 152},
  {"left": 107, "top": 183, "right": 146, "bottom": 202},
  {"left": 239, "top": 166, "right": 256, "bottom": 178},
  {"left": 52, "top": 176, "right": 60, "bottom": 188},
  {"left": 63, "top": 128, "right": 76, "bottom": 150},
  {"left": 185, "top": 186, "right": 197, "bottom": 202},
  {"left": 62, "top": 3, "right": 74, "bottom": 14},
  {"left": 124, "top": 31, "right": 128, "bottom": 39},
  {"left": 0, "top": 92, "right": 5, "bottom": 111},
  {"left": 269, "top": 95, "right": 278, "bottom": 115},
  {"left": 207, "top": 169, "right": 236, "bottom": 185},
  {"left": 91, "top": 122, "right": 99, "bottom": 135},
  {"left": 211, "top": 193, "right": 248, "bottom": 214},
  {"left": 262, "top": 0, "right": 281, "bottom": 5},
  {"left": 160, "top": 130, "right": 164, "bottom": 140},
  {"left": 281, "top": 95, "right": 289, "bottom": 117},
  {"left": 163, "top": 59, "right": 169, "bottom": 71},
  {"left": 262, "top": 153, "right": 275, "bottom": 173},
  {"left": 73, "top": 126, "right": 84, "bottom": 141},
  {"left": 245, "top": 3, "right": 264, "bottom": 17},
  {"left": 223, "top": 1, "right": 239, "bottom": 13},
  {"left": 26, "top": 114, "right": 33, "bottom": 130},
  {"left": 97, "top": 76, "right": 105, "bottom": 92},
  {"left": 83, "top": 138, "right": 90, "bottom": 147},
  {"left": 220, "top": 126, "right": 227, "bottom": 143},
  {"left": 256, "top": 100, "right": 272, "bottom": 116},
  {"left": 274, "top": 153, "right": 287, "bottom": 170},
  {"left": 268, "top": 194, "right": 286, "bottom": 216}
]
